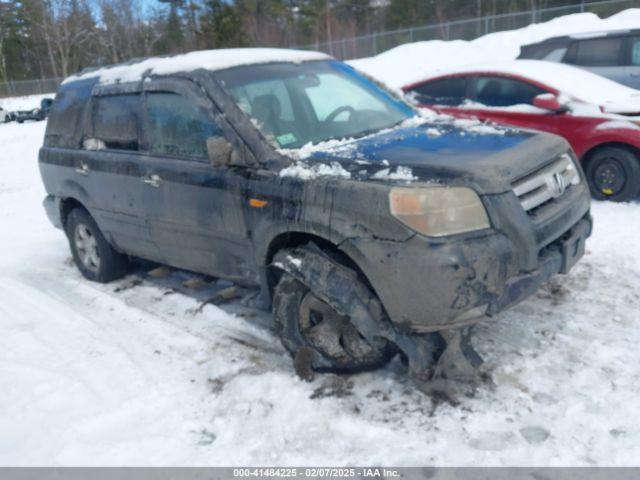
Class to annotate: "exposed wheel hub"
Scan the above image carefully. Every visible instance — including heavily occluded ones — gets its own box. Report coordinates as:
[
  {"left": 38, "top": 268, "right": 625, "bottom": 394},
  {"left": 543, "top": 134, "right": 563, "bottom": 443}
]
[
  {"left": 298, "top": 291, "right": 375, "bottom": 363},
  {"left": 594, "top": 158, "right": 626, "bottom": 195}
]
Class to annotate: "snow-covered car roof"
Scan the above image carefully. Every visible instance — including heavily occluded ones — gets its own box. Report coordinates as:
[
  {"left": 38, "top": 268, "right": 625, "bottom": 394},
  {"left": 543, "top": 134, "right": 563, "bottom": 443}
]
[
  {"left": 526, "top": 27, "right": 639, "bottom": 43},
  {"left": 407, "top": 59, "right": 640, "bottom": 114},
  {"left": 62, "top": 48, "right": 332, "bottom": 86},
  {"left": 567, "top": 28, "right": 637, "bottom": 39}
]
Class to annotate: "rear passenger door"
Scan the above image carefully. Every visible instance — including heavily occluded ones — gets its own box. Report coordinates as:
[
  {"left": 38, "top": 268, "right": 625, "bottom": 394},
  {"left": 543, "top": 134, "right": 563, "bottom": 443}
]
[
  {"left": 564, "top": 36, "right": 628, "bottom": 85},
  {"left": 139, "top": 78, "right": 254, "bottom": 281},
  {"left": 83, "top": 89, "right": 163, "bottom": 262}
]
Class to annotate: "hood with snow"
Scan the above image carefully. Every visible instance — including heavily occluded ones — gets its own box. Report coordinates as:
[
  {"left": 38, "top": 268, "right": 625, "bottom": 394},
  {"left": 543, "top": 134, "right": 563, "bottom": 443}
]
[{"left": 280, "top": 119, "right": 570, "bottom": 195}]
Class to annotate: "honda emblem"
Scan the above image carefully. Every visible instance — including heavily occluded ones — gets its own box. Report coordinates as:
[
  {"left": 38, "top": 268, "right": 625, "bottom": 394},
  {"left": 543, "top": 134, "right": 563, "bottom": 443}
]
[{"left": 549, "top": 172, "right": 567, "bottom": 198}]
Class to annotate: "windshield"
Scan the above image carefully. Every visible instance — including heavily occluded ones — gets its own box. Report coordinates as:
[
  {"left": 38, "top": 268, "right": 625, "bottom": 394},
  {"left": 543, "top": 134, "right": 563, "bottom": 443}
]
[{"left": 212, "top": 60, "right": 415, "bottom": 149}]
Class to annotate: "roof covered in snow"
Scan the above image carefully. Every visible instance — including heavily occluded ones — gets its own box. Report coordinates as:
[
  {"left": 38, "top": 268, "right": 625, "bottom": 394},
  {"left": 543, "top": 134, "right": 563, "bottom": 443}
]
[
  {"left": 543, "top": 27, "right": 640, "bottom": 41},
  {"left": 409, "top": 59, "right": 640, "bottom": 111},
  {"left": 62, "top": 48, "right": 332, "bottom": 86}
]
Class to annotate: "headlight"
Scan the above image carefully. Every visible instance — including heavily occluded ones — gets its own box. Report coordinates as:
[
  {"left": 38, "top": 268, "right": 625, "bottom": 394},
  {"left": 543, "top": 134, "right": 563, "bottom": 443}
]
[
  {"left": 389, "top": 186, "right": 490, "bottom": 237},
  {"left": 562, "top": 152, "right": 581, "bottom": 186}
]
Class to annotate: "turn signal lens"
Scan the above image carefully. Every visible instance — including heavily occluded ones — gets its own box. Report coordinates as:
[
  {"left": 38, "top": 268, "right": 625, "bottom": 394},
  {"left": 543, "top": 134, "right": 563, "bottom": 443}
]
[{"left": 389, "top": 186, "right": 490, "bottom": 237}]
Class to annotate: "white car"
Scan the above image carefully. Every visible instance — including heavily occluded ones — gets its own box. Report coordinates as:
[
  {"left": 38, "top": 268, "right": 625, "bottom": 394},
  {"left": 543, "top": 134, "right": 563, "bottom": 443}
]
[{"left": 0, "top": 107, "right": 11, "bottom": 123}]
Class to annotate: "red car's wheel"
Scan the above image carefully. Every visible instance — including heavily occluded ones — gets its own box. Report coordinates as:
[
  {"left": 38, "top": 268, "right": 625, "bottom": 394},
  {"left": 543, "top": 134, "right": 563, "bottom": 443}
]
[{"left": 585, "top": 146, "right": 640, "bottom": 202}]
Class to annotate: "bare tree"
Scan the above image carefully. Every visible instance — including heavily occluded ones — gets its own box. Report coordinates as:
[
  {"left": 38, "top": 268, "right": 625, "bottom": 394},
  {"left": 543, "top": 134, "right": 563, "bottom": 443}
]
[
  {"left": 22, "top": 0, "right": 95, "bottom": 78},
  {"left": 98, "top": 0, "right": 146, "bottom": 64}
]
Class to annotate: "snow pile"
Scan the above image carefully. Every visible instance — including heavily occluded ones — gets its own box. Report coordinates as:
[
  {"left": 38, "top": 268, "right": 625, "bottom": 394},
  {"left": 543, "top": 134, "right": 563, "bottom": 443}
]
[
  {"left": 371, "top": 166, "right": 417, "bottom": 181},
  {"left": 419, "top": 110, "right": 514, "bottom": 137},
  {"left": 63, "top": 48, "right": 330, "bottom": 85},
  {"left": 454, "top": 100, "right": 546, "bottom": 114},
  {"left": 596, "top": 120, "right": 640, "bottom": 131},
  {"left": 0, "top": 93, "right": 53, "bottom": 112},
  {"left": 349, "top": 8, "right": 640, "bottom": 87},
  {"left": 453, "top": 118, "right": 507, "bottom": 135},
  {"left": 279, "top": 161, "right": 351, "bottom": 180},
  {"left": 282, "top": 137, "right": 360, "bottom": 160}
]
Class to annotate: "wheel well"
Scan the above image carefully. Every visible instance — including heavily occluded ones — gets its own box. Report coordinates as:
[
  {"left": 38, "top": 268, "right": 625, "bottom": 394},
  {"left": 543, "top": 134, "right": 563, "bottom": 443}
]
[
  {"left": 265, "top": 232, "right": 371, "bottom": 297},
  {"left": 582, "top": 142, "right": 640, "bottom": 169},
  {"left": 59, "top": 198, "right": 87, "bottom": 228}
]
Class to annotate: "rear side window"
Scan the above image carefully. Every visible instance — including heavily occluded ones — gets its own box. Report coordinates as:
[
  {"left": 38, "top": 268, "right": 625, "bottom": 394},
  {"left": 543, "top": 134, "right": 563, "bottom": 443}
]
[
  {"left": 144, "top": 92, "right": 223, "bottom": 159},
  {"left": 519, "top": 43, "right": 565, "bottom": 60},
  {"left": 475, "top": 76, "right": 546, "bottom": 107},
  {"left": 92, "top": 94, "right": 139, "bottom": 150},
  {"left": 566, "top": 37, "right": 624, "bottom": 66},
  {"left": 408, "top": 77, "right": 467, "bottom": 106},
  {"left": 45, "top": 78, "right": 97, "bottom": 149}
]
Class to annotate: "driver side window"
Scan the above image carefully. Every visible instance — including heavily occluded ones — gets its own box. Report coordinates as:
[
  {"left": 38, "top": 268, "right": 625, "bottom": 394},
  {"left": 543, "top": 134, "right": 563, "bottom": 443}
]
[{"left": 144, "top": 92, "right": 222, "bottom": 159}]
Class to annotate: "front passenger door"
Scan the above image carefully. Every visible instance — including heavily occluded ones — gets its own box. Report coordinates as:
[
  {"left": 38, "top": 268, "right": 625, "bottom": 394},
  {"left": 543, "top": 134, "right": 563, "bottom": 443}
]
[{"left": 139, "top": 79, "right": 254, "bottom": 281}]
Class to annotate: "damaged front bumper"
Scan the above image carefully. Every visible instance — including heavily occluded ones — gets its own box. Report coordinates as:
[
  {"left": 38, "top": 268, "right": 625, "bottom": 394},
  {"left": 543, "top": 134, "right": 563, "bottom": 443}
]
[
  {"left": 342, "top": 210, "right": 592, "bottom": 333},
  {"left": 487, "top": 216, "right": 590, "bottom": 316}
]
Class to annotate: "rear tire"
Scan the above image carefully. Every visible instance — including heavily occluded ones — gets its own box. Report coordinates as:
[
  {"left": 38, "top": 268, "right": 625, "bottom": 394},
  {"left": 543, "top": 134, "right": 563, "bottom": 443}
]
[
  {"left": 272, "top": 250, "right": 395, "bottom": 373},
  {"left": 585, "top": 146, "right": 640, "bottom": 202},
  {"left": 66, "top": 208, "right": 128, "bottom": 283}
]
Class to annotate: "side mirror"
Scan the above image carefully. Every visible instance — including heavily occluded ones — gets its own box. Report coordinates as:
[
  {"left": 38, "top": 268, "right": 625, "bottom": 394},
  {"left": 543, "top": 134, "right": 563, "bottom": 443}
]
[
  {"left": 533, "top": 93, "right": 568, "bottom": 113},
  {"left": 207, "top": 136, "right": 241, "bottom": 167}
]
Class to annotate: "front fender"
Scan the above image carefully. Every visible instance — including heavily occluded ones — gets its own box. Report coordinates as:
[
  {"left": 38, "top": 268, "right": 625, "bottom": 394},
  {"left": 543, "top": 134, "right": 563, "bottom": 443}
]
[{"left": 576, "top": 129, "right": 640, "bottom": 159}]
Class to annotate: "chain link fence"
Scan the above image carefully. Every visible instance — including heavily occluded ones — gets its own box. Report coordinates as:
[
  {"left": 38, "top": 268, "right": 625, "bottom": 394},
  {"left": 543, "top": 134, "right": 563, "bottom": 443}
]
[
  {"left": 0, "top": 77, "right": 62, "bottom": 99},
  {"left": 297, "top": 0, "right": 639, "bottom": 60}
]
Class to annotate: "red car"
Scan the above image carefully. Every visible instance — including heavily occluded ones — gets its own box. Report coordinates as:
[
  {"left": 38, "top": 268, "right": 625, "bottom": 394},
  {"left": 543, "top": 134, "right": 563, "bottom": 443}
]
[{"left": 403, "top": 59, "right": 640, "bottom": 202}]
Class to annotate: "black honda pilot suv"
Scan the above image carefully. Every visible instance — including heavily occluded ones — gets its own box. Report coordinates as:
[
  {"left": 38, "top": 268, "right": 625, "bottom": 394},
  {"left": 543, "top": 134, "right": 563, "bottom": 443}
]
[{"left": 39, "top": 48, "right": 592, "bottom": 382}]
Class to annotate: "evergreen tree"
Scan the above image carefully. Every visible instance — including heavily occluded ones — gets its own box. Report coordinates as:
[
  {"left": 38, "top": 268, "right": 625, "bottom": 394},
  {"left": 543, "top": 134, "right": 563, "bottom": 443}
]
[
  {"left": 199, "top": 0, "right": 246, "bottom": 49},
  {"left": 158, "top": 0, "right": 185, "bottom": 53}
]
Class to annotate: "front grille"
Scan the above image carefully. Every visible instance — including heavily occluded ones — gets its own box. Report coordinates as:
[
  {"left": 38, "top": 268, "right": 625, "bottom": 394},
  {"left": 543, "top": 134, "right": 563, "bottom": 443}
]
[{"left": 512, "top": 153, "right": 580, "bottom": 213}]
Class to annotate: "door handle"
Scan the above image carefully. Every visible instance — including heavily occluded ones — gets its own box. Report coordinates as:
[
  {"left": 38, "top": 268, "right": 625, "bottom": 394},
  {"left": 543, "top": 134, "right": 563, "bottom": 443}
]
[
  {"left": 75, "top": 162, "right": 90, "bottom": 176},
  {"left": 142, "top": 173, "right": 162, "bottom": 188}
]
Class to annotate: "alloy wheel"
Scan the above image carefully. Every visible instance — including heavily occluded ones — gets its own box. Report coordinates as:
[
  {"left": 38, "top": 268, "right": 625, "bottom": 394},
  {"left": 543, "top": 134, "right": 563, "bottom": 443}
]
[{"left": 74, "top": 224, "right": 101, "bottom": 273}]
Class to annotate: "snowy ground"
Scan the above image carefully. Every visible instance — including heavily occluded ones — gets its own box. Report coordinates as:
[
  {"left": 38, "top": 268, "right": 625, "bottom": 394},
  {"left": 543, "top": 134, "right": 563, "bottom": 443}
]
[{"left": 1, "top": 106, "right": 640, "bottom": 466}]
